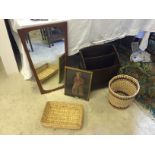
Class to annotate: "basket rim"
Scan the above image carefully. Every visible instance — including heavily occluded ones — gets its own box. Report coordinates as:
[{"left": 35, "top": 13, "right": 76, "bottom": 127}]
[{"left": 108, "top": 74, "right": 140, "bottom": 99}]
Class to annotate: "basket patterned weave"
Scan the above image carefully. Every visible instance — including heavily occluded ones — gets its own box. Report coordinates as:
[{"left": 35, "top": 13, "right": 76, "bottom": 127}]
[
  {"left": 41, "top": 101, "right": 84, "bottom": 129},
  {"left": 36, "top": 64, "right": 58, "bottom": 82},
  {"left": 108, "top": 74, "right": 140, "bottom": 108}
]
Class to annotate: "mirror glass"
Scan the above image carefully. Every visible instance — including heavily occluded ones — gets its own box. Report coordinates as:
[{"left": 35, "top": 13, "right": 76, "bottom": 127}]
[{"left": 24, "top": 26, "right": 65, "bottom": 91}]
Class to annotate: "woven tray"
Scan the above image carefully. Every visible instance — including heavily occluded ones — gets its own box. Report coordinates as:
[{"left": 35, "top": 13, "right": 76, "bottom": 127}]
[
  {"left": 41, "top": 101, "right": 84, "bottom": 129},
  {"left": 36, "top": 63, "right": 58, "bottom": 82}
]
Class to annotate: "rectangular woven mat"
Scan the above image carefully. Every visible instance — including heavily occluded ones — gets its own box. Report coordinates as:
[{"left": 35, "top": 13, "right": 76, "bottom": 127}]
[{"left": 41, "top": 101, "right": 84, "bottom": 130}]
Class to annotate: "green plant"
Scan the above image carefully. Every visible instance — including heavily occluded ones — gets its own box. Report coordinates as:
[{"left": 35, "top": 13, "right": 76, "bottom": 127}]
[{"left": 119, "top": 62, "right": 155, "bottom": 102}]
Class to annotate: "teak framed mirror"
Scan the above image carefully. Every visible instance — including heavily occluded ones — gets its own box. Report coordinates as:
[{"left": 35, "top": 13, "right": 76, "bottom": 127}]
[{"left": 18, "top": 21, "right": 68, "bottom": 94}]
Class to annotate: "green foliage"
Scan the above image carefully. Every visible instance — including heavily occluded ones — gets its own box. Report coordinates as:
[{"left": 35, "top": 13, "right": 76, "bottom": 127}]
[{"left": 119, "top": 62, "right": 155, "bottom": 102}]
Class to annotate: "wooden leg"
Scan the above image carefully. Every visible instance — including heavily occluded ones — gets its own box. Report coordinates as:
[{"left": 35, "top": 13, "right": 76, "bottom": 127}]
[
  {"left": 50, "top": 27, "right": 54, "bottom": 46},
  {"left": 45, "top": 28, "right": 51, "bottom": 48},
  {"left": 40, "top": 28, "right": 45, "bottom": 40},
  {"left": 27, "top": 33, "right": 33, "bottom": 52}
]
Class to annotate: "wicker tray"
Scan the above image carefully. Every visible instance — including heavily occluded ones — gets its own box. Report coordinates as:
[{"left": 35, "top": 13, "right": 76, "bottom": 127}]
[
  {"left": 41, "top": 101, "right": 84, "bottom": 129},
  {"left": 36, "top": 63, "right": 58, "bottom": 82}
]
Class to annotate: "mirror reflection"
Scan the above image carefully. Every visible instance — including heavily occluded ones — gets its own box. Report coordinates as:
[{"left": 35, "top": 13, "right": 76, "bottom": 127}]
[{"left": 25, "top": 26, "right": 65, "bottom": 91}]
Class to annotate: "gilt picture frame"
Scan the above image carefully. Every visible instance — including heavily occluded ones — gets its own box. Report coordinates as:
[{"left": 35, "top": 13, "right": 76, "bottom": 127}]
[{"left": 64, "top": 66, "right": 93, "bottom": 101}]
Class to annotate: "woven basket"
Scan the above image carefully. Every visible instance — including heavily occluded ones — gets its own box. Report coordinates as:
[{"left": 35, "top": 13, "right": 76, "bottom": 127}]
[
  {"left": 36, "top": 63, "right": 58, "bottom": 82},
  {"left": 108, "top": 74, "right": 140, "bottom": 108},
  {"left": 41, "top": 101, "right": 84, "bottom": 129}
]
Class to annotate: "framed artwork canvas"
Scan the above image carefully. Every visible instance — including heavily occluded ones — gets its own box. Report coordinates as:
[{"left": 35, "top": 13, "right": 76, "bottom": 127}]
[{"left": 64, "top": 66, "right": 93, "bottom": 101}]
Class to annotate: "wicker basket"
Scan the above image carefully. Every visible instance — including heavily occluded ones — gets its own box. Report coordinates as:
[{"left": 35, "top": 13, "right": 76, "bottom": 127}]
[
  {"left": 108, "top": 74, "right": 140, "bottom": 109},
  {"left": 36, "top": 63, "right": 58, "bottom": 82},
  {"left": 41, "top": 101, "right": 84, "bottom": 129}
]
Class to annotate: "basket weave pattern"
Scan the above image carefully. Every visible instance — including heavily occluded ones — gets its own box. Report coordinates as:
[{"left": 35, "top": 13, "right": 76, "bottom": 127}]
[
  {"left": 108, "top": 74, "right": 140, "bottom": 108},
  {"left": 36, "top": 64, "right": 58, "bottom": 82},
  {"left": 41, "top": 101, "right": 84, "bottom": 129}
]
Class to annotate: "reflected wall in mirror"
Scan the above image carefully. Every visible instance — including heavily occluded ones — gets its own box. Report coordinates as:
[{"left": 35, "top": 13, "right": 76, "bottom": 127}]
[{"left": 18, "top": 22, "right": 68, "bottom": 94}]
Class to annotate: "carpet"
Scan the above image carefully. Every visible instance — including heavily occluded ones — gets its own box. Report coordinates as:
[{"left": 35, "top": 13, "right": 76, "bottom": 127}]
[
  {"left": 1, "top": 57, "right": 155, "bottom": 134},
  {"left": 28, "top": 40, "right": 65, "bottom": 68},
  {"left": 27, "top": 30, "right": 65, "bottom": 68},
  {"left": 44, "top": 88, "right": 155, "bottom": 134}
]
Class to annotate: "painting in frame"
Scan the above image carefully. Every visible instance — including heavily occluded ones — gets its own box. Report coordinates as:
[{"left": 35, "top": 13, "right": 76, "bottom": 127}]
[{"left": 64, "top": 66, "right": 93, "bottom": 101}]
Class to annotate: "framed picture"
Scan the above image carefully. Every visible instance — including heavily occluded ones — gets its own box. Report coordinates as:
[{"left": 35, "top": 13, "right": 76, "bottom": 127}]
[
  {"left": 64, "top": 66, "right": 93, "bottom": 101},
  {"left": 59, "top": 53, "right": 65, "bottom": 83}
]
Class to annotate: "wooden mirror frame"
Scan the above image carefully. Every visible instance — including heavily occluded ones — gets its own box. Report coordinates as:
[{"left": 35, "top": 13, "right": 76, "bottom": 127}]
[{"left": 18, "top": 21, "right": 68, "bottom": 94}]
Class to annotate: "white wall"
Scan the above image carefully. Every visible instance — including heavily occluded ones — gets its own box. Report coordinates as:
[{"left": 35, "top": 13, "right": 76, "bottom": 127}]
[{"left": 0, "top": 19, "right": 18, "bottom": 75}]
